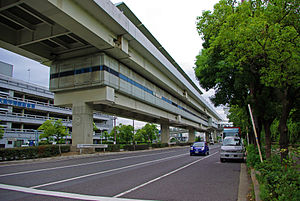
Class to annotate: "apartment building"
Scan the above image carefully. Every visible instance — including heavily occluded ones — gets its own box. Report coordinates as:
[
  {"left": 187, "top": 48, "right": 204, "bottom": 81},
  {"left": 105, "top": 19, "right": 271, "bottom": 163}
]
[{"left": 0, "top": 61, "right": 113, "bottom": 148}]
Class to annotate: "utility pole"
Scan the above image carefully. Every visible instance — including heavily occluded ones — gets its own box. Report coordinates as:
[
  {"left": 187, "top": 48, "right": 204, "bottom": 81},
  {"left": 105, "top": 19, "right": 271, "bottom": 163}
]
[{"left": 114, "top": 116, "right": 116, "bottom": 144}]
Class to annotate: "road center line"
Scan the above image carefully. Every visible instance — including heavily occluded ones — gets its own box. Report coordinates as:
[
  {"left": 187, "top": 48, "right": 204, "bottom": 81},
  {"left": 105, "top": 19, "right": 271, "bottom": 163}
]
[
  {"left": 113, "top": 151, "right": 218, "bottom": 198},
  {"left": 30, "top": 152, "right": 189, "bottom": 189},
  {"left": 0, "top": 150, "right": 176, "bottom": 177},
  {"left": 0, "top": 183, "right": 151, "bottom": 201}
]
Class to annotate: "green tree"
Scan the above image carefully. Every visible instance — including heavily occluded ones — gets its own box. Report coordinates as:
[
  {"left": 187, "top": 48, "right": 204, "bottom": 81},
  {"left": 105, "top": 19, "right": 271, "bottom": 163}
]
[
  {"left": 110, "top": 124, "right": 134, "bottom": 144},
  {"left": 195, "top": 0, "right": 299, "bottom": 160},
  {"left": 38, "top": 118, "right": 68, "bottom": 144},
  {"left": 0, "top": 124, "right": 3, "bottom": 139},
  {"left": 135, "top": 123, "right": 159, "bottom": 143}
]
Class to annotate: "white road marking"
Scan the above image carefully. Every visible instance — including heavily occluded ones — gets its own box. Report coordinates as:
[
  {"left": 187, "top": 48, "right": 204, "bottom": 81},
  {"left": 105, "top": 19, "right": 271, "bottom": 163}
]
[
  {"left": 30, "top": 153, "right": 189, "bottom": 189},
  {"left": 0, "top": 183, "right": 152, "bottom": 201},
  {"left": 114, "top": 151, "right": 218, "bottom": 198},
  {"left": 0, "top": 150, "right": 176, "bottom": 177}
]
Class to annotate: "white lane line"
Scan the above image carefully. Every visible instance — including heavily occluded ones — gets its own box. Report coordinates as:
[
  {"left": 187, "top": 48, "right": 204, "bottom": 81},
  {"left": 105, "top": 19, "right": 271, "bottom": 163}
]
[
  {"left": 0, "top": 150, "right": 176, "bottom": 177},
  {"left": 30, "top": 153, "right": 189, "bottom": 189},
  {"left": 114, "top": 151, "right": 218, "bottom": 198},
  {"left": 0, "top": 183, "right": 152, "bottom": 201}
]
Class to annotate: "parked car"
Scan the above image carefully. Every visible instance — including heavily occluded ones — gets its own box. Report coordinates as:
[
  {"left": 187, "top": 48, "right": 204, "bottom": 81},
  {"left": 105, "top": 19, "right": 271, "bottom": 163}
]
[
  {"left": 190, "top": 142, "right": 209, "bottom": 156},
  {"left": 220, "top": 136, "right": 245, "bottom": 162}
]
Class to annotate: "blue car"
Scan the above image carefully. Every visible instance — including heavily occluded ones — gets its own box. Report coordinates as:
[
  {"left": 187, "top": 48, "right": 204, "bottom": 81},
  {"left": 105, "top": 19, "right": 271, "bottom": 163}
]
[{"left": 190, "top": 142, "right": 209, "bottom": 156}]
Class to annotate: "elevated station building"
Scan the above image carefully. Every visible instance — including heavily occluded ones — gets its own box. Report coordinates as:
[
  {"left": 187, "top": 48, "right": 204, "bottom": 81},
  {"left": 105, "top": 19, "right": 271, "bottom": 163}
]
[{"left": 0, "top": 61, "right": 114, "bottom": 148}]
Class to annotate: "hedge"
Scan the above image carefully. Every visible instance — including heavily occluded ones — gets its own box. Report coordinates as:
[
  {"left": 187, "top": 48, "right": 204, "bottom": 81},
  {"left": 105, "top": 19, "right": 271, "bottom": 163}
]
[
  {"left": 123, "top": 144, "right": 149, "bottom": 151},
  {"left": 0, "top": 145, "right": 70, "bottom": 161}
]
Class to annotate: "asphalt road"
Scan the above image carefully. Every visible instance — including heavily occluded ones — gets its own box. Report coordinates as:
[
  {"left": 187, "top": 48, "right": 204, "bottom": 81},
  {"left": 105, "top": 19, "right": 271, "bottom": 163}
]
[{"left": 0, "top": 145, "right": 241, "bottom": 201}]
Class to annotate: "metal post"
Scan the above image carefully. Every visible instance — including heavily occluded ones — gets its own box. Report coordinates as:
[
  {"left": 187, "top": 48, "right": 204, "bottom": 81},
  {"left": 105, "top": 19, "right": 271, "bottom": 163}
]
[
  {"left": 248, "top": 104, "right": 263, "bottom": 163},
  {"left": 114, "top": 117, "right": 116, "bottom": 144},
  {"left": 34, "top": 130, "right": 39, "bottom": 146}
]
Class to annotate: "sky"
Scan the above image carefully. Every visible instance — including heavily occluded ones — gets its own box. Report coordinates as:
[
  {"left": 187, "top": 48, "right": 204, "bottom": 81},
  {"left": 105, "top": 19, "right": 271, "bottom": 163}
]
[{"left": 0, "top": 0, "right": 227, "bottom": 128}]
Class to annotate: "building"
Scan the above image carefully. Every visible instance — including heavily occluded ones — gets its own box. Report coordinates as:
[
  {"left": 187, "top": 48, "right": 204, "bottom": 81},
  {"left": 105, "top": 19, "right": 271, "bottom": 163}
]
[{"left": 0, "top": 61, "right": 113, "bottom": 148}]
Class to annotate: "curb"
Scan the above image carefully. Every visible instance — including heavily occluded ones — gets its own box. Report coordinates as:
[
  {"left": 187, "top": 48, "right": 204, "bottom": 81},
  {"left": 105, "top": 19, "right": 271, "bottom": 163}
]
[{"left": 251, "top": 168, "right": 261, "bottom": 201}]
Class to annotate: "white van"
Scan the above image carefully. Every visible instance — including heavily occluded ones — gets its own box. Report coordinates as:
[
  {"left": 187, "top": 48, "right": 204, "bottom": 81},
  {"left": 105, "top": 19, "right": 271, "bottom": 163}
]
[{"left": 220, "top": 136, "right": 245, "bottom": 162}]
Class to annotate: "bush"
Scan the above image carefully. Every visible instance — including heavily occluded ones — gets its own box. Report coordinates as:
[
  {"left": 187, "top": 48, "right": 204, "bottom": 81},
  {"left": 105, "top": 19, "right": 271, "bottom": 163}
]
[
  {"left": 0, "top": 145, "right": 70, "bottom": 161},
  {"left": 246, "top": 144, "right": 265, "bottom": 169},
  {"left": 247, "top": 145, "right": 300, "bottom": 201},
  {"left": 256, "top": 155, "right": 300, "bottom": 201},
  {"left": 151, "top": 143, "right": 168, "bottom": 148},
  {"left": 121, "top": 144, "right": 149, "bottom": 151},
  {"left": 107, "top": 144, "right": 120, "bottom": 152}
]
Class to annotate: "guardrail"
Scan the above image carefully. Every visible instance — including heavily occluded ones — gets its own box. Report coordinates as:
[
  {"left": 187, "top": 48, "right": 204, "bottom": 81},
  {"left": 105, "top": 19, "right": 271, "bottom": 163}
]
[{"left": 77, "top": 144, "right": 108, "bottom": 154}]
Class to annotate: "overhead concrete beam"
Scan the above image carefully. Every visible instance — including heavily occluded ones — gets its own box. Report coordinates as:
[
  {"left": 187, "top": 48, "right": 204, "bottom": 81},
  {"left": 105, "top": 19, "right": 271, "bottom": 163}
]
[{"left": 54, "top": 86, "right": 115, "bottom": 107}]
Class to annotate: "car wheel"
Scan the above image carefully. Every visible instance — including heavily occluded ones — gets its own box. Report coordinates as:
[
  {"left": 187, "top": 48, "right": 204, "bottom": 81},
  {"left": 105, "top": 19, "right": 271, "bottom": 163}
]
[
  {"left": 190, "top": 153, "right": 193, "bottom": 156},
  {"left": 207, "top": 151, "right": 209, "bottom": 155},
  {"left": 220, "top": 158, "right": 225, "bottom": 163}
]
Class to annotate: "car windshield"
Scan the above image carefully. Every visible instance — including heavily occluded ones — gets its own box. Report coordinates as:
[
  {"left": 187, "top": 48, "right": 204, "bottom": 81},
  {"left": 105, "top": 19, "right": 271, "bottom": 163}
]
[
  {"left": 193, "top": 142, "right": 205, "bottom": 147},
  {"left": 223, "top": 138, "right": 241, "bottom": 146}
]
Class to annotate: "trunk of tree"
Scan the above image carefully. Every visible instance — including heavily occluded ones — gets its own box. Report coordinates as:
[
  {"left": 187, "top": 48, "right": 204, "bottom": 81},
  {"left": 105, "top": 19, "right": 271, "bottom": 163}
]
[
  {"left": 253, "top": 115, "right": 262, "bottom": 147},
  {"left": 279, "top": 89, "right": 292, "bottom": 162},
  {"left": 263, "top": 119, "right": 273, "bottom": 160}
]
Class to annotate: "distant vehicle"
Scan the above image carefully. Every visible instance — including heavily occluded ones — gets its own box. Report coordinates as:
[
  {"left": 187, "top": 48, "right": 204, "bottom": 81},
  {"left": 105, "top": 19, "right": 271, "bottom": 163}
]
[
  {"left": 220, "top": 137, "right": 245, "bottom": 162},
  {"left": 209, "top": 139, "right": 214, "bottom": 145},
  {"left": 222, "top": 127, "right": 240, "bottom": 139},
  {"left": 190, "top": 142, "right": 209, "bottom": 156}
]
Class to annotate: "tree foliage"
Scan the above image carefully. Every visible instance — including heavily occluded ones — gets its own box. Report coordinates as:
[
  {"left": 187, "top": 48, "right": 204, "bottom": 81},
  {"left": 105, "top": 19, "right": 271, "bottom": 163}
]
[
  {"left": 135, "top": 123, "right": 159, "bottom": 143},
  {"left": 110, "top": 124, "right": 134, "bottom": 144},
  {"left": 0, "top": 125, "right": 3, "bottom": 140},
  {"left": 195, "top": 0, "right": 299, "bottom": 160},
  {"left": 38, "top": 119, "right": 68, "bottom": 144}
]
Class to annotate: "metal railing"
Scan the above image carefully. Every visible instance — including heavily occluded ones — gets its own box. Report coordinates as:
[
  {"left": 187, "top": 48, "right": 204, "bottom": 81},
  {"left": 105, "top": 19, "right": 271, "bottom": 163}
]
[
  {"left": 0, "top": 110, "right": 71, "bottom": 124},
  {"left": 0, "top": 95, "right": 111, "bottom": 119}
]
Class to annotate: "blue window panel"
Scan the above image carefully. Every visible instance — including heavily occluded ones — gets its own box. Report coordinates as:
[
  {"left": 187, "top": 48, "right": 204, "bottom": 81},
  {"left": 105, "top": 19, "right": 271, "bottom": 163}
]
[
  {"left": 31, "top": 104, "right": 35, "bottom": 109},
  {"left": 119, "top": 74, "right": 128, "bottom": 81},
  {"left": 17, "top": 102, "right": 22, "bottom": 107},
  {"left": 129, "top": 79, "right": 134, "bottom": 85},
  {"left": 3, "top": 99, "right": 7, "bottom": 104},
  {"left": 22, "top": 102, "right": 26, "bottom": 107}
]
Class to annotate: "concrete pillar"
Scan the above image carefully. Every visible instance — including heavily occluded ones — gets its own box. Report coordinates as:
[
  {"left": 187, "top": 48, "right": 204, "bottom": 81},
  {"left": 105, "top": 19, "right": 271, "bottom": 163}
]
[
  {"left": 161, "top": 123, "right": 169, "bottom": 144},
  {"left": 71, "top": 102, "right": 93, "bottom": 151},
  {"left": 188, "top": 129, "right": 195, "bottom": 143},
  {"left": 20, "top": 124, "right": 24, "bottom": 131},
  {"left": 212, "top": 130, "right": 217, "bottom": 142},
  {"left": 205, "top": 132, "right": 210, "bottom": 142}
]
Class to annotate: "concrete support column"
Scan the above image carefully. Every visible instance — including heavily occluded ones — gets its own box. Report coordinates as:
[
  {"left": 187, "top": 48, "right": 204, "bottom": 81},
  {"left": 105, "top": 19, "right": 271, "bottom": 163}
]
[
  {"left": 188, "top": 129, "right": 195, "bottom": 143},
  {"left": 71, "top": 102, "right": 93, "bottom": 151},
  {"left": 160, "top": 123, "right": 169, "bottom": 144},
  {"left": 212, "top": 130, "right": 217, "bottom": 142},
  {"left": 205, "top": 132, "right": 210, "bottom": 142},
  {"left": 20, "top": 124, "right": 24, "bottom": 131}
]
